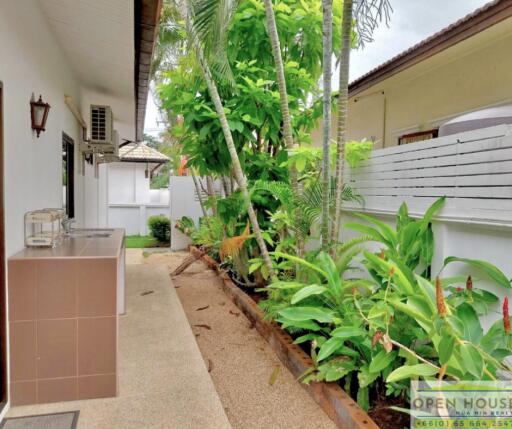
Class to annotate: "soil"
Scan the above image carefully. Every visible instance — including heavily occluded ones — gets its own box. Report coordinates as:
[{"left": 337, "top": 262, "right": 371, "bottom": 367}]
[{"left": 368, "top": 397, "right": 410, "bottom": 429}]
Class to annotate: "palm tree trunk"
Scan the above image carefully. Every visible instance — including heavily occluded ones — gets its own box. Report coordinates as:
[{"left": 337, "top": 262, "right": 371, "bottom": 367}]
[
  {"left": 262, "top": 0, "right": 304, "bottom": 261},
  {"left": 320, "top": 0, "right": 333, "bottom": 251},
  {"left": 206, "top": 176, "right": 217, "bottom": 215},
  {"left": 330, "top": 0, "right": 353, "bottom": 256},
  {"left": 183, "top": 10, "right": 276, "bottom": 279},
  {"left": 192, "top": 174, "right": 208, "bottom": 217},
  {"left": 261, "top": 0, "right": 295, "bottom": 156},
  {"left": 221, "top": 176, "right": 231, "bottom": 197}
]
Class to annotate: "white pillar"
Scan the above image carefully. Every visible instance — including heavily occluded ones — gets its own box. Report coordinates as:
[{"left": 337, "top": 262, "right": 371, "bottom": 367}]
[{"left": 139, "top": 204, "right": 147, "bottom": 236}]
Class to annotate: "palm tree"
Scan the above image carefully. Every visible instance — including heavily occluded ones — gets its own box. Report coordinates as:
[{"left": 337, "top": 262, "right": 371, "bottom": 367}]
[
  {"left": 179, "top": 0, "right": 276, "bottom": 279},
  {"left": 206, "top": 176, "right": 217, "bottom": 215},
  {"left": 330, "top": 0, "right": 353, "bottom": 253},
  {"left": 261, "top": 0, "right": 296, "bottom": 167},
  {"left": 261, "top": 0, "right": 304, "bottom": 258},
  {"left": 320, "top": 0, "right": 333, "bottom": 251},
  {"left": 192, "top": 174, "right": 208, "bottom": 217},
  {"left": 330, "top": 0, "right": 392, "bottom": 253}
]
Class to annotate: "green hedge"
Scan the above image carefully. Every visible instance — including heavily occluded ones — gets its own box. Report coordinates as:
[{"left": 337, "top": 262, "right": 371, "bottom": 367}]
[{"left": 147, "top": 215, "right": 170, "bottom": 243}]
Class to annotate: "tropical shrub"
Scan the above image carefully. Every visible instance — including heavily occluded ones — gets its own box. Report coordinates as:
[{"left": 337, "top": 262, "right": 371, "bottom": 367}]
[
  {"left": 345, "top": 139, "right": 374, "bottom": 168},
  {"left": 158, "top": 0, "right": 343, "bottom": 178},
  {"left": 175, "top": 216, "right": 196, "bottom": 236},
  {"left": 148, "top": 215, "right": 171, "bottom": 243},
  {"left": 260, "top": 199, "right": 512, "bottom": 411}
]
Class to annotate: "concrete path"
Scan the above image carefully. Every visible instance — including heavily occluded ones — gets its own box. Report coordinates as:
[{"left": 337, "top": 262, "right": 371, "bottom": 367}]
[{"left": 7, "top": 257, "right": 231, "bottom": 428}]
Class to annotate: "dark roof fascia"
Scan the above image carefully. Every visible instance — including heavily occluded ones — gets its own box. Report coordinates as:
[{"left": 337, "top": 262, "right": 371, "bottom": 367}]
[
  {"left": 134, "top": 0, "right": 163, "bottom": 141},
  {"left": 348, "top": 0, "right": 512, "bottom": 97}
]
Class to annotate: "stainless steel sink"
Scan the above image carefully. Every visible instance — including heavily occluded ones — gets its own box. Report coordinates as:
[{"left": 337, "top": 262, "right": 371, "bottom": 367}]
[{"left": 67, "top": 228, "right": 114, "bottom": 238}]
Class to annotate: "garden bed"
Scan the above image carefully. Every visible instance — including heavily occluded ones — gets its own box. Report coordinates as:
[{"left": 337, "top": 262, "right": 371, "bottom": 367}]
[{"left": 189, "top": 245, "right": 380, "bottom": 429}]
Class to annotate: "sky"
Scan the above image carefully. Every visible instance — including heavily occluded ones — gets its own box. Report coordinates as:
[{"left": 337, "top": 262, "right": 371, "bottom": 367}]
[{"left": 144, "top": 0, "right": 491, "bottom": 137}]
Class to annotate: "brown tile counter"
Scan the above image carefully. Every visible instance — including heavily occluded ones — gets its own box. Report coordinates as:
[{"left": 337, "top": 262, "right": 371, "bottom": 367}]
[{"left": 7, "top": 229, "right": 125, "bottom": 406}]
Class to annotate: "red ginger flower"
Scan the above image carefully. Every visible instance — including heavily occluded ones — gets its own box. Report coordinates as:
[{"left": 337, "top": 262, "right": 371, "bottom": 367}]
[
  {"left": 436, "top": 277, "right": 447, "bottom": 318},
  {"left": 466, "top": 276, "right": 473, "bottom": 290},
  {"left": 504, "top": 297, "right": 511, "bottom": 335}
]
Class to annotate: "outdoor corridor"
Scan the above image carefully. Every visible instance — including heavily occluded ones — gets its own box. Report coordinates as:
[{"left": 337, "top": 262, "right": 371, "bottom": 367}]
[{"left": 6, "top": 251, "right": 231, "bottom": 428}]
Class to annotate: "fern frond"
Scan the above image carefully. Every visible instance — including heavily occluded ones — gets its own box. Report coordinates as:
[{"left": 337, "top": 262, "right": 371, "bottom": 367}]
[
  {"left": 336, "top": 235, "right": 373, "bottom": 254},
  {"left": 251, "top": 180, "right": 295, "bottom": 209}
]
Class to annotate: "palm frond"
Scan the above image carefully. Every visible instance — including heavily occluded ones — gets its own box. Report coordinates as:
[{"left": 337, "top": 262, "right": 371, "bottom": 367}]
[
  {"left": 336, "top": 235, "right": 373, "bottom": 254},
  {"left": 251, "top": 180, "right": 295, "bottom": 210},
  {"left": 188, "top": 0, "right": 239, "bottom": 87},
  {"left": 353, "top": 0, "right": 392, "bottom": 47},
  {"left": 220, "top": 222, "right": 251, "bottom": 260},
  {"left": 151, "top": 2, "right": 187, "bottom": 79},
  {"left": 296, "top": 179, "right": 364, "bottom": 235}
]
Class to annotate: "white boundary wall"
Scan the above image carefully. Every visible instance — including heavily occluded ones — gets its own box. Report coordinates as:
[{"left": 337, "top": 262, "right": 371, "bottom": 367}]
[
  {"left": 106, "top": 163, "right": 170, "bottom": 235},
  {"left": 341, "top": 124, "right": 512, "bottom": 329},
  {"left": 169, "top": 176, "right": 221, "bottom": 250}
]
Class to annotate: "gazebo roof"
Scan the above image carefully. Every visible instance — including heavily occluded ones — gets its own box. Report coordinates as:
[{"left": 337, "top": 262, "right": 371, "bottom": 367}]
[{"left": 119, "top": 142, "right": 169, "bottom": 164}]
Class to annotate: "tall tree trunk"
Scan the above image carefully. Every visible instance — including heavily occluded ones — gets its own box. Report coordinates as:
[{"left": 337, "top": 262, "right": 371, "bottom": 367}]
[
  {"left": 183, "top": 8, "right": 276, "bottom": 279},
  {"left": 192, "top": 174, "right": 208, "bottom": 217},
  {"left": 206, "top": 176, "right": 217, "bottom": 215},
  {"left": 261, "top": 0, "right": 295, "bottom": 157},
  {"left": 320, "top": 0, "right": 333, "bottom": 251},
  {"left": 330, "top": 0, "right": 353, "bottom": 256},
  {"left": 262, "top": 0, "right": 304, "bottom": 260},
  {"left": 221, "top": 176, "right": 231, "bottom": 197}
]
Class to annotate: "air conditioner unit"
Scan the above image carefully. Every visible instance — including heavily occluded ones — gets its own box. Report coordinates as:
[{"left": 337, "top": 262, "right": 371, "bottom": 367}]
[{"left": 90, "top": 105, "right": 113, "bottom": 144}]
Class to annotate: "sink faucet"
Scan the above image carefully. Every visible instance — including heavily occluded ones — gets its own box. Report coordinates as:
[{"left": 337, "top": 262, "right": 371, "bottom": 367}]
[{"left": 62, "top": 218, "right": 76, "bottom": 234}]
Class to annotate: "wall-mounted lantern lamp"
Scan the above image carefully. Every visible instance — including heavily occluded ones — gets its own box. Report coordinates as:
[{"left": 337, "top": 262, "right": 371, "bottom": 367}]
[{"left": 30, "top": 95, "right": 51, "bottom": 137}]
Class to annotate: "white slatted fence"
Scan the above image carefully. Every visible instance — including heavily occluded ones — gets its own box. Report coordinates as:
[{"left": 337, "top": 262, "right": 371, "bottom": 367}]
[{"left": 342, "top": 124, "right": 512, "bottom": 225}]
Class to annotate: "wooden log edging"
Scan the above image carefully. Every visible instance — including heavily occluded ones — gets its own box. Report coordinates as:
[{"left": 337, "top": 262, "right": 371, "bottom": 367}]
[{"left": 189, "top": 246, "right": 379, "bottom": 429}]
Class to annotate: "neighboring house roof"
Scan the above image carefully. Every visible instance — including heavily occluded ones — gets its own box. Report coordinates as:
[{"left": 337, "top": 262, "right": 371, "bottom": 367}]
[
  {"left": 348, "top": 0, "right": 512, "bottom": 97},
  {"left": 119, "top": 143, "right": 170, "bottom": 164},
  {"left": 135, "top": 0, "right": 163, "bottom": 141}
]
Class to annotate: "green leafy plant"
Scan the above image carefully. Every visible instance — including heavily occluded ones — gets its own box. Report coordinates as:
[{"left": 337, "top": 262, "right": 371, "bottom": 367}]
[
  {"left": 175, "top": 216, "right": 196, "bottom": 236},
  {"left": 260, "top": 199, "right": 512, "bottom": 412},
  {"left": 345, "top": 139, "right": 374, "bottom": 168},
  {"left": 148, "top": 215, "right": 171, "bottom": 243}
]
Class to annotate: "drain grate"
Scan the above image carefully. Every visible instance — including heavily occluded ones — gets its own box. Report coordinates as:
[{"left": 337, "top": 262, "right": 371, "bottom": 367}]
[{"left": 0, "top": 411, "right": 79, "bottom": 429}]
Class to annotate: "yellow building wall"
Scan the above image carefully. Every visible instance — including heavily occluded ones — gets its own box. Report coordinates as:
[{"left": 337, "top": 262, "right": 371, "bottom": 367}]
[{"left": 311, "top": 19, "right": 512, "bottom": 149}]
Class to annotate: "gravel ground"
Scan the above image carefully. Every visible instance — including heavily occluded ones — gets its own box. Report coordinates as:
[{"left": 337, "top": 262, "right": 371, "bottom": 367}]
[{"left": 141, "top": 251, "right": 338, "bottom": 429}]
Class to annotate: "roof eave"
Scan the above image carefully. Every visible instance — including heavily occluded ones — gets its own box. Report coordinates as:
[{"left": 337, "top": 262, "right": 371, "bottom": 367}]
[
  {"left": 348, "top": 0, "right": 512, "bottom": 98},
  {"left": 120, "top": 158, "right": 169, "bottom": 164},
  {"left": 134, "top": 0, "right": 163, "bottom": 141}
]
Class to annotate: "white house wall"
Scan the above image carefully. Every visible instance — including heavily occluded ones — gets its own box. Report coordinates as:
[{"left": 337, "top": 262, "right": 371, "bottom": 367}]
[
  {"left": 75, "top": 162, "right": 108, "bottom": 229},
  {"left": 79, "top": 88, "right": 135, "bottom": 142},
  {"left": 75, "top": 87, "right": 138, "bottom": 230},
  {"left": 0, "top": 1, "right": 138, "bottom": 415},
  {"left": 0, "top": 0, "right": 82, "bottom": 257},
  {"left": 0, "top": 0, "right": 83, "bottom": 418}
]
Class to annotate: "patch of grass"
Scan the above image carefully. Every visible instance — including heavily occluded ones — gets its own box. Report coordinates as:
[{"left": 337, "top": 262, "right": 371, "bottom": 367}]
[{"left": 125, "top": 235, "right": 167, "bottom": 249}]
